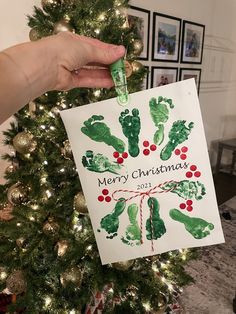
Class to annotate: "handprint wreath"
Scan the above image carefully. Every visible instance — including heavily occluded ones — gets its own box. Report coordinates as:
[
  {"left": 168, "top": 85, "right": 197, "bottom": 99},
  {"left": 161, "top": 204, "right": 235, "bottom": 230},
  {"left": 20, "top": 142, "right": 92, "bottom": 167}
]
[{"left": 98, "top": 180, "right": 214, "bottom": 247}]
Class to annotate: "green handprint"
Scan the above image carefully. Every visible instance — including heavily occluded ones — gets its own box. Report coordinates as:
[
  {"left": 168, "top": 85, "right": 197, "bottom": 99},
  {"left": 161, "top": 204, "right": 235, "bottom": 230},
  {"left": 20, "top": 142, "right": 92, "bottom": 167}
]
[
  {"left": 82, "top": 150, "right": 123, "bottom": 174},
  {"left": 81, "top": 115, "right": 125, "bottom": 153},
  {"left": 146, "top": 197, "right": 166, "bottom": 240},
  {"left": 160, "top": 120, "right": 194, "bottom": 160},
  {"left": 122, "top": 203, "right": 141, "bottom": 246},
  {"left": 161, "top": 180, "right": 206, "bottom": 200},
  {"left": 169, "top": 208, "right": 214, "bottom": 239},
  {"left": 119, "top": 108, "right": 141, "bottom": 157},
  {"left": 99, "top": 198, "right": 126, "bottom": 239}
]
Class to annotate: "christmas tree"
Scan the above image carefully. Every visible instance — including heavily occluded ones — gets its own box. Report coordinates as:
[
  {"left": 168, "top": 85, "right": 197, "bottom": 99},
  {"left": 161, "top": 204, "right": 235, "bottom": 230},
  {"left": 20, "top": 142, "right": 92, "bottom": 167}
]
[{"left": 0, "top": 0, "right": 195, "bottom": 313}]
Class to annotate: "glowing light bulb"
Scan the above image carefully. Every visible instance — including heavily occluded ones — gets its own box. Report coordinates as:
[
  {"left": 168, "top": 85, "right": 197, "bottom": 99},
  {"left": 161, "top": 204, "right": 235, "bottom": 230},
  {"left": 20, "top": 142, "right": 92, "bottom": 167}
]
[
  {"left": 152, "top": 264, "right": 158, "bottom": 272},
  {"left": 43, "top": 161, "right": 48, "bottom": 165},
  {"left": 40, "top": 125, "right": 46, "bottom": 130},
  {"left": 17, "top": 223, "right": 21, "bottom": 227},
  {"left": 95, "top": 28, "right": 100, "bottom": 34},
  {"left": 98, "top": 13, "right": 105, "bottom": 21},
  {"left": 143, "top": 302, "right": 151, "bottom": 311},
  {"left": 94, "top": 90, "right": 101, "bottom": 97},
  {"left": 45, "top": 190, "right": 52, "bottom": 198},
  {"left": 45, "top": 296, "right": 52, "bottom": 307},
  {"left": 31, "top": 204, "right": 39, "bottom": 210},
  {"left": 161, "top": 276, "right": 166, "bottom": 283},
  {"left": 168, "top": 283, "right": 173, "bottom": 291},
  {"left": 29, "top": 216, "right": 35, "bottom": 221},
  {"left": 0, "top": 271, "right": 7, "bottom": 280},
  {"left": 60, "top": 168, "right": 65, "bottom": 173}
]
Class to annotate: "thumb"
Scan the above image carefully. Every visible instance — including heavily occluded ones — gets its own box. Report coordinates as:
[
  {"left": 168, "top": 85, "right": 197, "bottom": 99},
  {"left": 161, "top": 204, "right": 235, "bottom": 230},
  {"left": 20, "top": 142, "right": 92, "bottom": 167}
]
[{"left": 86, "top": 44, "right": 125, "bottom": 65}]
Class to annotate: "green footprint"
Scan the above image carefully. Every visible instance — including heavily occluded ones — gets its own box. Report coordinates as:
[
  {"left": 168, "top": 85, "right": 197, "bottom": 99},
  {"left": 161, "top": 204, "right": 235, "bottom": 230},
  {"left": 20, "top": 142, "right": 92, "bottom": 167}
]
[
  {"left": 122, "top": 203, "right": 141, "bottom": 246},
  {"left": 169, "top": 208, "right": 214, "bottom": 239},
  {"left": 160, "top": 120, "right": 194, "bottom": 161},
  {"left": 99, "top": 198, "right": 126, "bottom": 239},
  {"left": 146, "top": 197, "right": 166, "bottom": 240},
  {"left": 81, "top": 115, "right": 125, "bottom": 153},
  {"left": 82, "top": 150, "right": 123, "bottom": 174},
  {"left": 119, "top": 109, "right": 141, "bottom": 157},
  {"left": 161, "top": 180, "right": 206, "bottom": 200}
]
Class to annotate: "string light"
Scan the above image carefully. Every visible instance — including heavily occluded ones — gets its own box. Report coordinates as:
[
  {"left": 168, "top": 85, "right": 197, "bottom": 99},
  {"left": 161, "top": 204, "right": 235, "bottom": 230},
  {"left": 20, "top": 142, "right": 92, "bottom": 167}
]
[
  {"left": 44, "top": 296, "right": 52, "bottom": 307},
  {"left": 143, "top": 302, "right": 151, "bottom": 311},
  {"left": 31, "top": 204, "right": 39, "bottom": 210},
  {"left": 95, "top": 28, "right": 100, "bottom": 34},
  {"left": 0, "top": 270, "right": 7, "bottom": 280},
  {"left": 43, "top": 161, "right": 48, "bottom": 165},
  {"left": 168, "top": 283, "right": 173, "bottom": 291},
  {"left": 40, "top": 125, "right": 46, "bottom": 130},
  {"left": 69, "top": 310, "right": 76, "bottom": 314},
  {"left": 45, "top": 189, "right": 52, "bottom": 198},
  {"left": 29, "top": 216, "right": 35, "bottom": 221},
  {"left": 17, "top": 223, "right": 21, "bottom": 227},
  {"left": 59, "top": 168, "right": 65, "bottom": 173},
  {"left": 98, "top": 13, "right": 105, "bottom": 21},
  {"left": 94, "top": 90, "right": 101, "bottom": 97},
  {"left": 152, "top": 264, "right": 159, "bottom": 272}
]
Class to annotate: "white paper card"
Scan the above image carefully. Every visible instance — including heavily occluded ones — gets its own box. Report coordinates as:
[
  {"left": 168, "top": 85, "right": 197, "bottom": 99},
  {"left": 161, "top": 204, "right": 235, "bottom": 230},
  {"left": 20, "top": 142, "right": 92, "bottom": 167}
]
[{"left": 61, "top": 79, "right": 225, "bottom": 265}]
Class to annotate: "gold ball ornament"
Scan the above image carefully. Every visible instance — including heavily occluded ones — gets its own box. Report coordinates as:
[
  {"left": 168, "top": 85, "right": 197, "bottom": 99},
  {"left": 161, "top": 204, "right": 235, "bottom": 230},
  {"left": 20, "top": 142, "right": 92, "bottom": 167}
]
[
  {"left": 124, "top": 60, "right": 133, "bottom": 78},
  {"left": 112, "top": 260, "right": 134, "bottom": 271},
  {"left": 132, "top": 60, "right": 143, "bottom": 73},
  {"left": 6, "top": 270, "right": 27, "bottom": 295},
  {"left": 56, "top": 240, "right": 69, "bottom": 256},
  {"left": 13, "top": 131, "right": 37, "bottom": 155},
  {"left": 43, "top": 218, "right": 59, "bottom": 236},
  {"left": 132, "top": 39, "right": 144, "bottom": 56},
  {"left": 60, "top": 266, "right": 83, "bottom": 287},
  {"left": 41, "top": 0, "right": 62, "bottom": 9},
  {"left": 53, "top": 19, "right": 74, "bottom": 34},
  {"left": 7, "top": 183, "right": 28, "bottom": 205},
  {"left": 73, "top": 192, "right": 88, "bottom": 215},
  {"left": 29, "top": 28, "right": 40, "bottom": 41},
  {"left": 61, "top": 140, "right": 73, "bottom": 159}
]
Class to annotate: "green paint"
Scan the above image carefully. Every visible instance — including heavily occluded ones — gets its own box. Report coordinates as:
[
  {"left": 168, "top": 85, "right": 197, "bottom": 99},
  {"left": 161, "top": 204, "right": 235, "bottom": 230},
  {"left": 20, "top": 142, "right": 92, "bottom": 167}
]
[
  {"left": 100, "top": 198, "right": 126, "bottom": 239},
  {"left": 160, "top": 120, "right": 194, "bottom": 160},
  {"left": 82, "top": 150, "right": 123, "bottom": 174},
  {"left": 161, "top": 180, "right": 206, "bottom": 200},
  {"left": 149, "top": 96, "right": 174, "bottom": 145},
  {"left": 119, "top": 108, "right": 141, "bottom": 157},
  {"left": 81, "top": 115, "right": 125, "bottom": 153},
  {"left": 122, "top": 203, "right": 141, "bottom": 246},
  {"left": 146, "top": 197, "right": 166, "bottom": 240},
  {"left": 169, "top": 208, "right": 214, "bottom": 239}
]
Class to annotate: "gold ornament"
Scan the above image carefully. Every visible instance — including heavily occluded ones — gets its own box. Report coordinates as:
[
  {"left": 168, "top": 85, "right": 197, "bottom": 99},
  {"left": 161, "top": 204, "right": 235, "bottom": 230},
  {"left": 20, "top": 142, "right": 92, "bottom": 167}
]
[
  {"left": 29, "top": 28, "right": 40, "bottom": 41},
  {"left": 7, "top": 183, "right": 28, "bottom": 205},
  {"left": 43, "top": 218, "right": 59, "bottom": 236},
  {"left": 73, "top": 192, "right": 88, "bottom": 215},
  {"left": 60, "top": 266, "right": 82, "bottom": 287},
  {"left": 112, "top": 260, "right": 134, "bottom": 271},
  {"left": 124, "top": 60, "right": 133, "bottom": 78},
  {"left": 6, "top": 270, "right": 27, "bottom": 295},
  {"left": 41, "top": 0, "right": 62, "bottom": 9},
  {"left": 13, "top": 131, "right": 37, "bottom": 155},
  {"left": 56, "top": 240, "right": 69, "bottom": 256},
  {"left": 133, "top": 39, "right": 144, "bottom": 56},
  {"left": 132, "top": 60, "right": 143, "bottom": 73},
  {"left": 53, "top": 19, "right": 74, "bottom": 34},
  {"left": 61, "top": 140, "right": 73, "bottom": 159}
]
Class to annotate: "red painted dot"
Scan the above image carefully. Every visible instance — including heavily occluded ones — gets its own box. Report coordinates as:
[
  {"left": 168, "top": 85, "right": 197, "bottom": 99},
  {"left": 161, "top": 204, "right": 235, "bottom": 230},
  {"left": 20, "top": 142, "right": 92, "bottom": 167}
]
[
  {"left": 113, "top": 151, "right": 119, "bottom": 158},
  {"left": 175, "top": 149, "right": 181, "bottom": 155},
  {"left": 105, "top": 196, "right": 111, "bottom": 202},
  {"left": 186, "top": 171, "right": 193, "bottom": 178},
  {"left": 190, "top": 165, "right": 197, "bottom": 171},
  {"left": 143, "top": 141, "right": 149, "bottom": 147},
  {"left": 194, "top": 171, "right": 201, "bottom": 177},
  {"left": 187, "top": 205, "right": 193, "bottom": 212},
  {"left": 117, "top": 157, "right": 124, "bottom": 164},
  {"left": 186, "top": 200, "right": 193, "bottom": 205},
  {"left": 102, "top": 189, "right": 109, "bottom": 196},
  {"left": 143, "top": 149, "right": 150, "bottom": 156},
  {"left": 180, "top": 203, "right": 186, "bottom": 209},
  {"left": 122, "top": 152, "right": 128, "bottom": 159},
  {"left": 150, "top": 144, "right": 157, "bottom": 151},
  {"left": 181, "top": 146, "right": 188, "bottom": 153},
  {"left": 180, "top": 154, "right": 187, "bottom": 160},
  {"left": 98, "top": 195, "right": 104, "bottom": 202}
]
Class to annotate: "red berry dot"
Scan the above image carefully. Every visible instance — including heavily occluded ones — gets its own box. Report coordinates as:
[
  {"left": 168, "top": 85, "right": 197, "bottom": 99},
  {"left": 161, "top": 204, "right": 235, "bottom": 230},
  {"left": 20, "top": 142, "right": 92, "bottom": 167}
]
[
  {"left": 180, "top": 203, "right": 186, "bottom": 209},
  {"left": 105, "top": 196, "right": 111, "bottom": 202},
  {"left": 175, "top": 149, "right": 181, "bottom": 155},
  {"left": 194, "top": 171, "right": 201, "bottom": 177},
  {"left": 143, "top": 149, "right": 150, "bottom": 156},
  {"left": 143, "top": 141, "right": 149, "bottom": 147},
  {"left": 122, "top": 152, "right": 128, "bottom": 159},
  {"left": 187, "top": 205, "right": 193, "bottom": 212},
  {"left": 181, "top": 146, "right": 188, "bottom": 153},
  {"left": 150, "top": 144, "right": 157, "bottom": 151},
  {"left": 180, "top": 154, "right": 187, "bottom": 160},
  {"left": 113, "top": 151, "right": 119, "bottom": 158},
  {"left": 98, "top": 195, "right": 104, "bottom": 202},
  {"left": 186, "top": 171, "right": 193, "bottom": 178},
  {"left": 117, "top": 157, "right": 124, "bottom": 164},
  {"left": 102, "top": 189, "right": 109, "bottom": 196},
  {"left": 186, "top": 200, "right": 193, "bottom": 205},
  {"left": 190, "top": 165, "right": 197, "bottom": 171}
]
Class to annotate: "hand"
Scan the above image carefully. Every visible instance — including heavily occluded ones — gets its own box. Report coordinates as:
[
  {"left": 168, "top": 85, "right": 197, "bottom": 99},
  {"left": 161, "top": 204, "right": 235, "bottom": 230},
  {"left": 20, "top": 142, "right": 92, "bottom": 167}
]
[{"left": 43, "top": 32, "right": 126, "bottom": 90}]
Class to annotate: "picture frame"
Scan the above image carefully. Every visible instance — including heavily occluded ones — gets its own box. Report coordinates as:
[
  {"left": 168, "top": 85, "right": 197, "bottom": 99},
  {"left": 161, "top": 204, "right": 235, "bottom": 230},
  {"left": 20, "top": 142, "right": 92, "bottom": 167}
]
[
  {"left": 128, "top": 6, "right": 150, "bottom": 60},
  {"left": 179, "top": 68, "right": 201, "bottom": 94},
  {"left": 152, "top": 12, "right": 181, "bottom": 62},
  {"left": 151, "top": 67, "right": 178, "bottom": 88},
  {"left": 141, "top": 66, "right": 150, "bottom": 90},
  {"left": 181, "top": 20, "right": 205, "bottom": 64}
]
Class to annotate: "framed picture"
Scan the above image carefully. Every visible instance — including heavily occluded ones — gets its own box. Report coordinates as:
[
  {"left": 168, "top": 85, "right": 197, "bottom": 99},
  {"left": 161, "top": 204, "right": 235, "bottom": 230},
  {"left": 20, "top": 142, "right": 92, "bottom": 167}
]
[
  {"left": 151, "top": 67, "right": 178, "bottom": 88},
  {"left": 128, "top": 6, "right": 150, "bottom": 60},
  {"left": 141, "top": 66, "right": 150, "bottom": 90},
  {"left": 152, "top": 12, "right": 181, "bottom": 62},
  {"left": 179, "top": 68, "right": 201, "bottom": 93},
  {"left": 181, "top": 20, "right": 205, "bottom": 64}
]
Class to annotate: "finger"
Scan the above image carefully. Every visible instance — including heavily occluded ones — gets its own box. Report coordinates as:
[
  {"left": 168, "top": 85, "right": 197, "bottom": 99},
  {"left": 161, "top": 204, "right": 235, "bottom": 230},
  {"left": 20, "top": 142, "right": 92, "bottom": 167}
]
[
  {"left": 71, "top": 68, "right": 114, "bottom": 88},
  {"left": 75, "top": 34, "right": 119, "bottom": 50}
]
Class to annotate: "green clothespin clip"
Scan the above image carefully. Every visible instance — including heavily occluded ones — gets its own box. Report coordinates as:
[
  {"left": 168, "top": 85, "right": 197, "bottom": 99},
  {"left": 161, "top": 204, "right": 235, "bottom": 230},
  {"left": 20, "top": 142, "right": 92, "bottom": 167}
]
[{"left": 110, "top": 58, "right": 130, "bottom": 106}]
